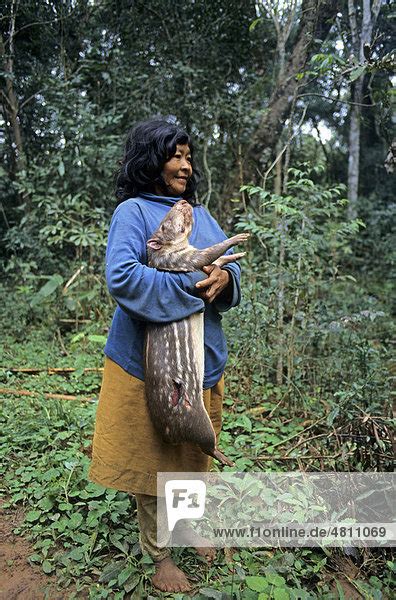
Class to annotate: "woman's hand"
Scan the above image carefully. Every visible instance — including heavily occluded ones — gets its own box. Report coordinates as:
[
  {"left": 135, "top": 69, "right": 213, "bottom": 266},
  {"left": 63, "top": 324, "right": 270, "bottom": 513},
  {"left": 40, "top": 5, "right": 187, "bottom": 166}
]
[{"left": 195, "top": 265, "right": 231, "bottom": 303}]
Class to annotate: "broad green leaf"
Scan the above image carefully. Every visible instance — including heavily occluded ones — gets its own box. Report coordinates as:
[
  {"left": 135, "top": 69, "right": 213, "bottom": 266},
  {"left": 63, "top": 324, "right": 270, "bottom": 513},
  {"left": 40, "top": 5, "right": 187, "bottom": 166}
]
[
  {"left": 68, "top": 547, "right": 84, "bottom": 561},
  {"left": 349, "top": 65, "right": 366, "bottom": 81},
  {"left": 266, "top": 573, "right": 286, "bottom": 587},
  {"left": 327, "top": 406, "right": 339, "bottom": 426},
  {"left": 88, "top": 334, "right": 107, "bottom": 344},
  {"left": 25, "top": 510, "right": 41, "bottom": 522},
  {"left": 99, "top": 561, "right": 124, "bottom": 583},
  {"left": 42, "top": 559, "right": 54, "bottom": 574},
  {"left": 58, "top": 161, "right": 65, "bottom": 176},
  {"left": 30, "top": 274, "right": 63, "bottom": 307},
  {"left": 199, "top": 588, "right": 223, "bottom": 599},
  {"left": 69, "top": 512, "right": 83, "bottom": 529},
  {"left": 37, "top": 497, "right": 54, "bottom": 511},
  {"left": 124, "top": 576, "right": 140, "bottom": 593},
  {"left": 29, "top": 553, "right": 41, "bottom": 563},
  {"left": 118, "top": 564, "right": 136, "bottom": 586},
  {"left": 110, "top": 532, "right": 128, "bottom": 554},
  {"left": 274, "top": 588, "right": 290, "bottom": 600},
  {"left": 246, "top": 576, "right": 269, "bottom": 592}
]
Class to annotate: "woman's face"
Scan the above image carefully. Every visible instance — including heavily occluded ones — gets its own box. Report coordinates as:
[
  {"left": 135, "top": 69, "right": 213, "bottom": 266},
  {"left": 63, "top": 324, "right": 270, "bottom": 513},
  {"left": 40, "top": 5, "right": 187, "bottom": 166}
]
[{"left": 157, "top": 144, "right": 193, "bottom": 196}]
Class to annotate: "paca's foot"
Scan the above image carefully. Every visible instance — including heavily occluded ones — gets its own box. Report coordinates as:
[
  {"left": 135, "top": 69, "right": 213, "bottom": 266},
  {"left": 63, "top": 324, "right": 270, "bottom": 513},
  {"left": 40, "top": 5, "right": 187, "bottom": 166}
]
[
  {"left": 230, "top": 232, "right": 250, "bottom": 244},
  {"left": 152, "top": 557, "right": 192, "bottom": 593}
]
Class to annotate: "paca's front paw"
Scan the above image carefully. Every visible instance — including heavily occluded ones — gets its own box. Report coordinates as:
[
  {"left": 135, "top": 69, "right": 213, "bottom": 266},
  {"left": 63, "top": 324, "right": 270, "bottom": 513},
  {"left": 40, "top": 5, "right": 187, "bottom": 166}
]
[{"left": 231, "top": 233, "right": 250, "bottom": 245}]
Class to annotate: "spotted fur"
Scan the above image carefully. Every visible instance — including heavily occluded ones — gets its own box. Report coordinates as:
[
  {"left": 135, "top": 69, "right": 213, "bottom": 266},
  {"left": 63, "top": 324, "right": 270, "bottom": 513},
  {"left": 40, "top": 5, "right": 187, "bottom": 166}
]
[{"left": 144, "top": 200, "right": 248, "bottom": 466}]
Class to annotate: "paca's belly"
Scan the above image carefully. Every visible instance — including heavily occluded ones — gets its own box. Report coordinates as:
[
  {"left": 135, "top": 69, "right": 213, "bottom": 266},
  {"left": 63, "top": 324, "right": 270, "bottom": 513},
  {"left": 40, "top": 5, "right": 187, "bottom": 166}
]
[
  {"left": 144, "top": 313, "right": 214, "bottom": 442},
  {"left": 145, "top": 313, "right": 204, "bottom": 401},
  {"left": 144, "top": 313, "right": 234, "bottom": 467}
]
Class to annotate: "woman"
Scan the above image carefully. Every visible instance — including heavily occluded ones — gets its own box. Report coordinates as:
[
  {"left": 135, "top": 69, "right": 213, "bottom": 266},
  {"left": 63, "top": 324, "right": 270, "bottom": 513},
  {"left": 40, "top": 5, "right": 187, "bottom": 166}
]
[{"left": 89, "top": 118, "right": 242, "bottom": 593}]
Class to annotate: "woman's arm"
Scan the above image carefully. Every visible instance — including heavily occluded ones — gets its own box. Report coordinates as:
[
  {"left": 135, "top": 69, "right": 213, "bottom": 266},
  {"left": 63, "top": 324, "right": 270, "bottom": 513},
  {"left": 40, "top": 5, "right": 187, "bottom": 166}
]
[{"left": 106, "top": 202, "right": 205, "bottom": 323}]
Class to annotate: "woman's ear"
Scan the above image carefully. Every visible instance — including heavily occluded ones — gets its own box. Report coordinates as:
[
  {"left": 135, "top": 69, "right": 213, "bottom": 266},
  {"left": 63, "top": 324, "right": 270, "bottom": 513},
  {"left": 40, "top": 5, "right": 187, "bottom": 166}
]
[{"left": 147, "top": 238, "right": 162, "bottom": 250}]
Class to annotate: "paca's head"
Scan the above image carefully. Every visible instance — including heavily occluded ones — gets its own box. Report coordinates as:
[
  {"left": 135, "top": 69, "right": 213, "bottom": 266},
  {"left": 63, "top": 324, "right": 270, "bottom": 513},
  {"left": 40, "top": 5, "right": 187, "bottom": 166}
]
[{"left": 147, "top": 200, "right": 193, "bottom": 251}]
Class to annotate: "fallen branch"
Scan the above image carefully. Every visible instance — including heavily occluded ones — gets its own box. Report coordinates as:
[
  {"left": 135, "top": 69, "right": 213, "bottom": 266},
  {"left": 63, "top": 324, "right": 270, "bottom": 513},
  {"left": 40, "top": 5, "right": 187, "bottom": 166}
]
[
  {"left": 255, "top": 452, "right": 348, "bottom": 461},
  {"left": 0, "top": 388, "right": 96, "bottom": 402},
  {"left": 285, "top": 432, "right": 330, "bottom": 456},
  {"left": 2, "top": 367, "right": 103, "bottom": 375},
  {"left": 265, "top": 415, "right": 327, "bottom": 450},
  {"left": 58, "top": 319, "right": 91, "bottom": 324}
]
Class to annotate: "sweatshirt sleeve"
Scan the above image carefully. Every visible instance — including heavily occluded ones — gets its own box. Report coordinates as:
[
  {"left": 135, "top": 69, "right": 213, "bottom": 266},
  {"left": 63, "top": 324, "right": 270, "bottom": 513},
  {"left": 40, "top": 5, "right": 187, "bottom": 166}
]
[
  {"left": 106, "top": 201, "right": 205, "bottom": 323},
  {"left": 200, "top": 208, "right": 242, "bottom": 313}
]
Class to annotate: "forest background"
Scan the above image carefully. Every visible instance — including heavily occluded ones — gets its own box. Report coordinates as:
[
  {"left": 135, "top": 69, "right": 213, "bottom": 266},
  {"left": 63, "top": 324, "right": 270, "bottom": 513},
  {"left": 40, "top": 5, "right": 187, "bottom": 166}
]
[{"left": 0, "top": 1, "right": 395, "bottom": 599}]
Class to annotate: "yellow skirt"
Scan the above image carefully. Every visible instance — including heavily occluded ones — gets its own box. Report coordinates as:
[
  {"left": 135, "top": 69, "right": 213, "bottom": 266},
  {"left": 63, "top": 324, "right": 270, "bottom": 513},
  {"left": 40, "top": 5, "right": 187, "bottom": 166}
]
[{"left": 89, "top": 357, "right": 224, "bottom": 496}]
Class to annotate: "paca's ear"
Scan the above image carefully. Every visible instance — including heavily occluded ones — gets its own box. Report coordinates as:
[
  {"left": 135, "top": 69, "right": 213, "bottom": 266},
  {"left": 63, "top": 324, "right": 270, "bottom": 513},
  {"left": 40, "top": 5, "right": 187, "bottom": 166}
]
[{"left": 147, "top": 238, "right": 162, "bottom": 250}]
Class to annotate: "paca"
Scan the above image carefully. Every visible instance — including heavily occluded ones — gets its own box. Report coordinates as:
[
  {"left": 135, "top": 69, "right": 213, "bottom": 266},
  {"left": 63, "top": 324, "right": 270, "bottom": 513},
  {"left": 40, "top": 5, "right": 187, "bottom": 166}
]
[{"left": 144, "top": 199, "right": 248, "bottom": 466}]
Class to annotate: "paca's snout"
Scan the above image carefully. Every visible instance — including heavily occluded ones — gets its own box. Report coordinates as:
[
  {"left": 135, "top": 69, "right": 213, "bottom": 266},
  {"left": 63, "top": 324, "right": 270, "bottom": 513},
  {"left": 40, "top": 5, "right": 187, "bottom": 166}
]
[
  {"left": 174, "top": 199, "right": 193, "bottom": 231},
  {"left": 175, "top": 199, "right": 189, "bottom": 208},
  {"left": 176, "top": 199, "right": 191, "bottom": 213}
]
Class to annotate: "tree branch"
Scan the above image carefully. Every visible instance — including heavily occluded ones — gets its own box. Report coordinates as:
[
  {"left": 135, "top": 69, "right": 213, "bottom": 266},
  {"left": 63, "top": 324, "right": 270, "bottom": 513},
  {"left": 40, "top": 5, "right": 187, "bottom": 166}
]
[
  {"left": 297, "top": 92, "right": 377, "bottom": 107},
  {"left": 19, "top": 88, "right": 45, "bottom": 110}
]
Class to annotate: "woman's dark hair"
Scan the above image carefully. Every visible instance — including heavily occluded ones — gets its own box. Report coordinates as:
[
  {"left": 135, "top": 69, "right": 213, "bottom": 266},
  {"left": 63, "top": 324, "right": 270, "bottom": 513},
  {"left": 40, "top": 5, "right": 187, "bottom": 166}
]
[{"left": 115, "top": 118, "right": 200, "bottom": 204}]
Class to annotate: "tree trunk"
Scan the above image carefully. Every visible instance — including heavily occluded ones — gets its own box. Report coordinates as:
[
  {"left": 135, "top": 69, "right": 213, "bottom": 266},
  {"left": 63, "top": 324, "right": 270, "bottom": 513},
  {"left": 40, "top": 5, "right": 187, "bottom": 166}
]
[
  {"left": 347, "top": 0, "right": 383, "bottom": 219},
  {"left": 0, "top": 1, "right": 26, "bottom": 176},
  {"left": 347, "top": 82, "right": 363, "bottom": 220},
  {"left": 245, "top": 0, "right": 339, "bottom": 182}
]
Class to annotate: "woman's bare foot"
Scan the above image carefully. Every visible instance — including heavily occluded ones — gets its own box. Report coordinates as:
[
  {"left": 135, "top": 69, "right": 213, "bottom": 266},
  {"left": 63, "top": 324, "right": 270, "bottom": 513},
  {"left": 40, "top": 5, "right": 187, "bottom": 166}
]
[{"left": 152, "top": 557, "right": 192, "bottom": 593}]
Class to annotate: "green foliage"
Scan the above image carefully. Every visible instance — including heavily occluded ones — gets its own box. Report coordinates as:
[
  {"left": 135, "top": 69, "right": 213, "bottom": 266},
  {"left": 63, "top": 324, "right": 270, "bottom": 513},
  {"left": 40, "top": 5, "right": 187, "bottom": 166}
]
[
  {"left": 1, "top": 1, "right": 395, "bottom": 596},
  {"left": 4, "top": 81, "right": 116, "bottom": 270},
  {"left": 350, "top": 194, "right": 396, "bottom": 280},
  {"left": 1, "top": 286, "right": 393, "bottom": 598},
  {"left": 29, "top": 274, "right": 64, "bottom": 307},
  {"left": 0, "top": 397, "right": 152, "bottom": 597},
  {"left": 221, "top": 166, "right": 394, "bottom": 470},
  {"left": 233, "top": 165, "right": 366, "bottom": 382}
]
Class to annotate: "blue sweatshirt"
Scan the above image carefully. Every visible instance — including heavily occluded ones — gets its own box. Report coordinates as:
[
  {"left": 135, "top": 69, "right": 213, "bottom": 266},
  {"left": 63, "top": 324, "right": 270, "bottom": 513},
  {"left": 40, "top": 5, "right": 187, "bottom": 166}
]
[{"left": 104, "top": 192, "right": 241, "bottom": 388}]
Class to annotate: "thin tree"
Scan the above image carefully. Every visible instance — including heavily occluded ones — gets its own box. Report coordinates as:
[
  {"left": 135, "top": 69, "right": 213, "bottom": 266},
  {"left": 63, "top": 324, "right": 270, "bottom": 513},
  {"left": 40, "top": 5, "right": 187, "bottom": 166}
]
[
  {"left": 257, "top": 0, "right": 301, "bottom": 385},
  {"left": 245, "top": 0, "right": 339, "bottom": 180},
  {"left": 347, "top": 0, "right": 382, "bottom": 219},
  {"left": 0, "top": 0, "right": 26, "bottom": 176}
]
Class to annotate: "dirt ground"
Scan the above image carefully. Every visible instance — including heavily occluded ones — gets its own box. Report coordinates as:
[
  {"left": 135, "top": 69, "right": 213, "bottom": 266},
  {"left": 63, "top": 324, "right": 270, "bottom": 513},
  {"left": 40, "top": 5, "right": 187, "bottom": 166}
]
[
  {"left": 0, "top": 501, "right": 374, "bottom": 600},
  {"left": 0, "top": 501, "right": 69, "bottom": 600}
]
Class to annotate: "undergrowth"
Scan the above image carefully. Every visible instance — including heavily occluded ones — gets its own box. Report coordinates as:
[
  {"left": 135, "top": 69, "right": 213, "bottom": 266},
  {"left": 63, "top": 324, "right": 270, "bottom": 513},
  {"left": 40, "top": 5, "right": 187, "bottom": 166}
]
[
  {"left": 2, "top": 393, "right": 393, "bottom": 599},
  {"left": 0, "top": 260, "right": 395, "bottom": 600},
  {"left": 0, "top": 283, "right": 394, "bottom": 598}
]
